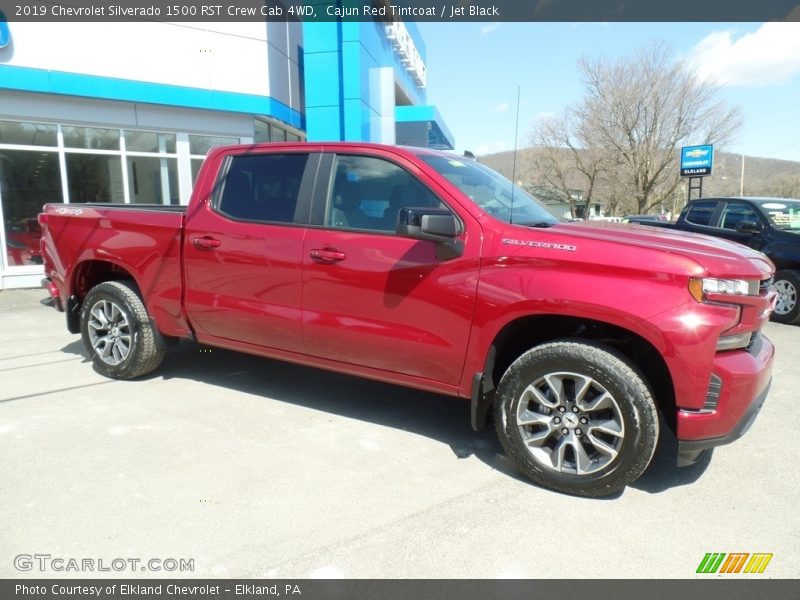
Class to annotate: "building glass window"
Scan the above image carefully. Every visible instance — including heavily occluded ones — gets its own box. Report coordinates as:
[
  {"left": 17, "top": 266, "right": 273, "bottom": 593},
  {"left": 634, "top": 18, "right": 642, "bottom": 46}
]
[
  {"left": 254, "top": 119, "right": 304, "bottom": 144},
  {"left": 254, "top": 120, "right": 270, "bottom": 143},
  {"left": 127, "top": 156, "right": 179, "bottom": 205},
  {"left": 191, "top": 159, "right": 204, "bottom": 184},
  {"left": 66, "top": 154, "right": 125, "bottom": 203},
  {"left": 0, "top": 120, "right": 57, "bottom": 147},
  {"left": 62, "top": 126, "right": 120, "bottom": 150},
  {"left": 125, "top": 131, "right": 177, "bottom": 154},
  {"left": 189, "top": 135, "right": 238, "bottom": 155},
  {"left": 271, "top": 127, "right": 287, "bottom": 142},
  {"left": 0, "top": 119, "right": 254, "bottom": 274},
  {"left": 0, "top": 149, "right": 62, "bottom": 267}
]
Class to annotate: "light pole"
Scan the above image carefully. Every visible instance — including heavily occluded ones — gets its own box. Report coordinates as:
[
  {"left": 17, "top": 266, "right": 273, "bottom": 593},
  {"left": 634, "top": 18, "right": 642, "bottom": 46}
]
[{"left": 740, "top": 154, "right": 745, "bottom": 196}]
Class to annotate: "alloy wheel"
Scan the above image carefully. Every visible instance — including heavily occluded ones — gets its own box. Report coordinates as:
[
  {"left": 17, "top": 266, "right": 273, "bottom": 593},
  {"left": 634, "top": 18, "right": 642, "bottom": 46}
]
[
  {"left": 515, "top": 372, "right": 625, "bottom": 475},
  {"left": 86, "top": 299, "right": 132, "bottom": 366}
]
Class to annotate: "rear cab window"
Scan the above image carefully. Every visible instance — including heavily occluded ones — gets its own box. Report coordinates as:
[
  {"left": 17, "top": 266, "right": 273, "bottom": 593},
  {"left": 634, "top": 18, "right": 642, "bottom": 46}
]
[
  {"left": 217, "top": 153, "right": 309, "bottom": 224},
  {"left": 683, "top": 200, "right": 719, "bottom": 227}
]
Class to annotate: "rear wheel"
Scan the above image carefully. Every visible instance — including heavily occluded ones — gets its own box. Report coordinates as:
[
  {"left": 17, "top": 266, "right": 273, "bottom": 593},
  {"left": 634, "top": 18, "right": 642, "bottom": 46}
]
[
  {"left": 494, "top": 340, "right": 659, "bottom": 497},
  {"left": 772, "top": 270, "right": 800, "bottom": 324},
  {"left": 80, "top": 280, "right": 166, "bottom": 379}
]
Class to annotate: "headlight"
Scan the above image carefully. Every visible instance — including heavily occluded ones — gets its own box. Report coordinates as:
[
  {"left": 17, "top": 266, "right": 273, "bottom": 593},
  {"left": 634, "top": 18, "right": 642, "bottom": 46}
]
[{"left": 689, "top": 278, "right": 759, "bottom": 302}]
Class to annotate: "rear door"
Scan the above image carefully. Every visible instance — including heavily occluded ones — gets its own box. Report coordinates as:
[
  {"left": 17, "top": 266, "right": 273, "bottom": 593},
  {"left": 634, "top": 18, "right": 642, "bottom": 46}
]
[
  {"left": 678, "top": 199, "right": 723, "bottom": 234},
  {"left": 183, "top": 150, "right": 318, "bottom": 352},
  {"left": 301, "top": 151, "right": 481, "bottom": 386}
]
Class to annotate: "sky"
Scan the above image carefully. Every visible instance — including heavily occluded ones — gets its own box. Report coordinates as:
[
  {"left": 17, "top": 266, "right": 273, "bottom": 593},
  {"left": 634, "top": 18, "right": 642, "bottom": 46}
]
[{"left": 416, "top": 22, "right": 800, "bottom": 163}]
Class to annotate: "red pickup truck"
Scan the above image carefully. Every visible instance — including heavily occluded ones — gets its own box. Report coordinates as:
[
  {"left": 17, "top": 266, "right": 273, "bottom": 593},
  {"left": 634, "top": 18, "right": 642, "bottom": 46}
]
[{"left": 40, "top": 142, "right": 776, "bottom": 497}]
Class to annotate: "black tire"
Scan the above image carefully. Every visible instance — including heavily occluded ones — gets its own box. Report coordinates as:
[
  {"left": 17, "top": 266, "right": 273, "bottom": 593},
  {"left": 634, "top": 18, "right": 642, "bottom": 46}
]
[
  {"left": 771, "top": 269, "right": 800, "bottom": 325},
  {"left": 494, "top": 340, "right": 659, "bottom": 497},
  {"left": 80, "top": 280, "right": 166, "bottom": 379}
]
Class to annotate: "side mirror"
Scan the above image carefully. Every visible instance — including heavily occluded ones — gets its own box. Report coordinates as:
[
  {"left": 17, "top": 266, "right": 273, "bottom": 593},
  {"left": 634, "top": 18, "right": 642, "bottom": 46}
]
[
  {"left": 396, "top": 207, "right": 463, "bottom": 259},
  {"left": 735, "top": 220, "right": 761, "bottom": 234}
]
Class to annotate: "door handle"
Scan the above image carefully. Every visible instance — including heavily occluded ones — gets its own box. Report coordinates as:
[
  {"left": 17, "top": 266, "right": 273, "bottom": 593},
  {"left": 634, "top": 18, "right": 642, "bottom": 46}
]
[
  {"left": 191, "top": 236, "right": 221, "bottom": 250},
  {"left": 310, "top": 248, "right": 346, "bottom": 263}
]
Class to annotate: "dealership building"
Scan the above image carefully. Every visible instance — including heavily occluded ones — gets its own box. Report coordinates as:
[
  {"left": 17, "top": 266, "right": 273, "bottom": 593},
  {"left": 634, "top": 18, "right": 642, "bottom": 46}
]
[{"left": 0, "top": 18, "right": 454, "bottom": 289}]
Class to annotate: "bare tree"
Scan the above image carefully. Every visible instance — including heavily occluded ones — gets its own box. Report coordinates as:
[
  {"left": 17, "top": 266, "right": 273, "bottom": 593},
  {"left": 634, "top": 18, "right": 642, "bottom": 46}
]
[
  {"left": 529, "top": 117, "right": 577, "bottom": 216},
  {"left": 575, "top": 41, "right": 742, "bottom": 213},
  {"left": 527, "top": 41, "right": 742, "bottom": 216},
  {"left": 530, "top": 112, "right": 609, "bottom": 217}
]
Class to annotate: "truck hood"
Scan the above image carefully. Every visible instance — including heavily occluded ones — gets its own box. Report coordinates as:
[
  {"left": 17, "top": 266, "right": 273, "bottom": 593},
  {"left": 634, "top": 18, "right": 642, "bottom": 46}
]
[{"left": 556, "top": 221, "right": 774, "bottom": 279}]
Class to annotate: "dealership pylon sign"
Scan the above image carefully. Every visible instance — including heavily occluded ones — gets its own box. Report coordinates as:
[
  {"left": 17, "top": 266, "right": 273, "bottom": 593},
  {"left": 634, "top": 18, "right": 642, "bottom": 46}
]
[{"left": 680, "top": 144, "right": 714, "bottom": 177}]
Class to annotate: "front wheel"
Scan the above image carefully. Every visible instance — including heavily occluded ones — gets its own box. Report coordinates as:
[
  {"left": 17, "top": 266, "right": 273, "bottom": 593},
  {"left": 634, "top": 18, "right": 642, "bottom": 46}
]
[
  {"left": 80, "top": 280, "right": 166, "bottom": 379},
  {"left": 494, "top": 340, "right": 659, "bottom": 497},
  {"left": 772, "top": 270, "right": 800, "bottom": 324}
]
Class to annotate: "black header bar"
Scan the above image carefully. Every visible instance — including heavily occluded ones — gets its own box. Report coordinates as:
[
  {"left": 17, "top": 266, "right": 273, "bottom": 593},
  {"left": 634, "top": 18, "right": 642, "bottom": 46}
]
[{"left": 1, "top": 0, "right": 799, "bottom": 22}]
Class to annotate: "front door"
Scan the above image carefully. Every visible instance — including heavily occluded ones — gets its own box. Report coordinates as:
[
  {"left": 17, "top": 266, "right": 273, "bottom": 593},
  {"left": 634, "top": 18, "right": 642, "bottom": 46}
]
[{"left": 301, "top": 153, "right": 480, "bottom": 386}]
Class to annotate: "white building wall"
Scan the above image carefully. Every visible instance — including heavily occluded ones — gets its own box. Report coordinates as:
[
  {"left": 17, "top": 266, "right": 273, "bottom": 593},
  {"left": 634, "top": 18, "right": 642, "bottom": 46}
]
[{"left": 5, "top": 22, "right": 274, "bottom": 98}]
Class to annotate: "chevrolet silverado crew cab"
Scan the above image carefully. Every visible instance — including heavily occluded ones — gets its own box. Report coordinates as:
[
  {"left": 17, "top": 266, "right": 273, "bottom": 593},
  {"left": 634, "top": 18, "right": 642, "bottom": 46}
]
[{"left": 40, "top": 142, "right": 776, "bottom": 497}]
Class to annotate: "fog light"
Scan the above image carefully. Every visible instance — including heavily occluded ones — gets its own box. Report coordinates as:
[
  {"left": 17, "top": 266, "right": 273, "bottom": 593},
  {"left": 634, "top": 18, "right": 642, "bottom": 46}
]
[{"left": 716, "top": 331, "right": 752, "bottom": 351}]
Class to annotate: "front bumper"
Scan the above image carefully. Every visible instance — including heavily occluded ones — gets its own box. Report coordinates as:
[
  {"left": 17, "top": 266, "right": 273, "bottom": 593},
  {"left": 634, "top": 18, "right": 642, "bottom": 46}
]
[{"left": 676, "top": 333, "right": 774, "bottom": 467}]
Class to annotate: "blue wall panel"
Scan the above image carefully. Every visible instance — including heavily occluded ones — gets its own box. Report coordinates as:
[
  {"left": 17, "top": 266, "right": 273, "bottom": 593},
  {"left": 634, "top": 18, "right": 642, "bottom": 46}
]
[{"left": 302, "top": 17, "right": 450, "bottom": 147}]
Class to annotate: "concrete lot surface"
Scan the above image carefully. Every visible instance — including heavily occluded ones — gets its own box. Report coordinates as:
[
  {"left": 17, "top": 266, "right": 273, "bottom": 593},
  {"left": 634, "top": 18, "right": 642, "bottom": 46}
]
[{"left": 1, "top": 289, "right": 798, "bottom": 578}]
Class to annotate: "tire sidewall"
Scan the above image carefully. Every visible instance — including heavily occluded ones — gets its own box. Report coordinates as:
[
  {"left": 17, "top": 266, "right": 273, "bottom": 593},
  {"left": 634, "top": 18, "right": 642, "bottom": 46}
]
[
  {"left": 80, "top": 283, "right": 144, "bottom": 379},
  {"left": 496, "top": 342, "right": 658, "bottom": 496}
]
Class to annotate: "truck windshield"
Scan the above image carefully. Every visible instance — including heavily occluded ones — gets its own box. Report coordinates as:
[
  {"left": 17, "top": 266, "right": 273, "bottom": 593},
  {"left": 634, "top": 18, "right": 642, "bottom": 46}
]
[
  {"left": 419, "top": 154, "right": 558, "bottom": 226},
  {"left": 759, "top": 200, "right": 800, "bottom": 232}
]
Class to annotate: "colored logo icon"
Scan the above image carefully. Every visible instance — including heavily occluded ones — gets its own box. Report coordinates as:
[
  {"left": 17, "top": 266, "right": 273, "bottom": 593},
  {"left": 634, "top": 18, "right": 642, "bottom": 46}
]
[
  {"left": 0, "top": 12, "right": 9, "bottom": 49},
  {"left": 697, "top": 552, "right": 773, "bottom": 574}
]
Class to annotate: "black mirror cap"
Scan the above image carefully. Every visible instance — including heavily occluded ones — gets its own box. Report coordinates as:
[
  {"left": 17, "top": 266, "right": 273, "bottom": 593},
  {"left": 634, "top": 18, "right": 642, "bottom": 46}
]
[
  {"left": 396, "top": 207, "right": 460, "bottom": 242},
  {"left": 735, "top": 220, "right": 761, "bottom": 234},
  {"left": 395, "top": 207, "right": 464, "bottom": 259}
]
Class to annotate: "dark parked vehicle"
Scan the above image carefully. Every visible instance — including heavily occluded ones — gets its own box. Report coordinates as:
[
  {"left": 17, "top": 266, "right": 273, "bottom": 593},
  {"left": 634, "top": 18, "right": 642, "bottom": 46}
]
[
  {"left": 635, "top": 197, "right": 800, "bottom": 324},
  {"left": 622, "top": 214, "right": 669, "bottom": 224}
]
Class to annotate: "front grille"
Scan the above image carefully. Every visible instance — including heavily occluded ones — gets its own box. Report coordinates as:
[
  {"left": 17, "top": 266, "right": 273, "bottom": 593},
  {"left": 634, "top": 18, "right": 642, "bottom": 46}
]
[{"left": 704, "top": 374, "right": 722, "bottom": 411}]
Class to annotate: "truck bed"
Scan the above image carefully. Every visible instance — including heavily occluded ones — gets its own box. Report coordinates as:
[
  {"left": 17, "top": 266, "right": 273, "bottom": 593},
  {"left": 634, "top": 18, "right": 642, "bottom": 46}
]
[{"left": 39, "top": 202, "right": 189, "bottom": 337}]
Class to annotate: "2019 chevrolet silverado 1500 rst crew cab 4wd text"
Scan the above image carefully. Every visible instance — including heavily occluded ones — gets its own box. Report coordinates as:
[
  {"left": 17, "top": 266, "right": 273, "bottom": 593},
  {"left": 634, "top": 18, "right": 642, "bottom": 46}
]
[{"left": 40, "top": 142, "right": 776, "bottom": 497}]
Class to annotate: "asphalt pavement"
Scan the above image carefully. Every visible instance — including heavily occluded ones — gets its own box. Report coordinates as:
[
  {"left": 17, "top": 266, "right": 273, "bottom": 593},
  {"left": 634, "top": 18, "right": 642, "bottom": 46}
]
[{"left": 1, "top": 288, "right": 797, "bottom": 578}]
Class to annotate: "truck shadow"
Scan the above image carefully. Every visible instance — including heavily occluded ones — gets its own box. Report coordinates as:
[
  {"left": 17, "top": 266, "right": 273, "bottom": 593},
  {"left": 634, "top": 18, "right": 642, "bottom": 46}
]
[{"left": 61, "top": 338, "right": 712, "bottom": 497}]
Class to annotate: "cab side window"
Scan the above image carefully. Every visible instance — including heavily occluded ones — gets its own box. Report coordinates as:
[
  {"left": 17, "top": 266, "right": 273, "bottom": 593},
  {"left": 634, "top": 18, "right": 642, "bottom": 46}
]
[
  {"left": 327, "top": 155, "right": 443, "bottom": 232},
  {"left": 720, "top": 202, "right": 760, "bottom": 230},
  {"left": 684, "top": 200, "right": 718, "bottom": 226},
  {"left": 218, "top": 154, "right": 308, "bottom": 223}
]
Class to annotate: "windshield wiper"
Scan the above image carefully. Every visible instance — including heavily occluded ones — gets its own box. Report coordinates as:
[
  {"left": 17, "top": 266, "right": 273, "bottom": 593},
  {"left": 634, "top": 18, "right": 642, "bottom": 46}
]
[{"left": 518, "top": 221, "right": 556, "bottom": 228}]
